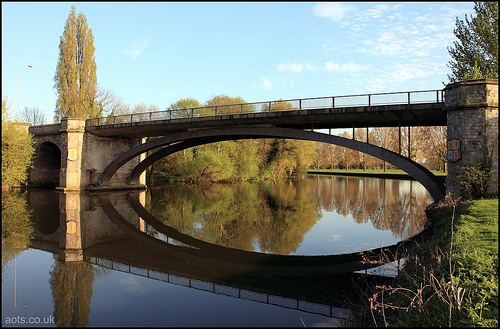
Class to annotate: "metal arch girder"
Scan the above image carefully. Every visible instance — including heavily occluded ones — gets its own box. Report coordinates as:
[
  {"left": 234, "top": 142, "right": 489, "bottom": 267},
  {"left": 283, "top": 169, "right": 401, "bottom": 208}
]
[{"left": 97, "top": 126, "right": 445, "bottom": 202}]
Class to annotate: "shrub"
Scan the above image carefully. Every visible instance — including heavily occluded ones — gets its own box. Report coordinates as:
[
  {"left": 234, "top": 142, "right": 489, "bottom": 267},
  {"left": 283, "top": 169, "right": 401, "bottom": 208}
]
[{"left": 457, "top": 156, "right": 492, "bottom": 200}]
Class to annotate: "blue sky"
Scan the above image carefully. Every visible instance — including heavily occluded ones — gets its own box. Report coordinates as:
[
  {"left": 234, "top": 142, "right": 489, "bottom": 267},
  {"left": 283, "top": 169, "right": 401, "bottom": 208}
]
[{"left": 2, "top": 2, "right": 474, "bottom": 123}]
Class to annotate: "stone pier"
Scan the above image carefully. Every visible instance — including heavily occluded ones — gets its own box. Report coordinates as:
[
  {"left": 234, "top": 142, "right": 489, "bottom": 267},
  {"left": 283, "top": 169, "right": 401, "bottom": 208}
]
[
  {"left": 444, "top": 79, "right": 498, "bottom": 198},
  {"left": 29, "top": 118, "right": 146, "bottom": 190}
]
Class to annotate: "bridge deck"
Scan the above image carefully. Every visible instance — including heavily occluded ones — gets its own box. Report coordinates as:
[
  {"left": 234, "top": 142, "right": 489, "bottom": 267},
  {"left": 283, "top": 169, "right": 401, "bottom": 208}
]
[{"left": 86, "top": 102, "right": 446, "bottom": 139}]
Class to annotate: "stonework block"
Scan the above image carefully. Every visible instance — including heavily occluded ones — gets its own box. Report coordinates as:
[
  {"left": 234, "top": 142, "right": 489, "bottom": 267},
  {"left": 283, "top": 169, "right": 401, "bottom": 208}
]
[
  {"left": 445, "top": 79, "right": 499, "bottom": 197},
  {"left": 444, "top": 79, "right": 498, "bottom": 109}
]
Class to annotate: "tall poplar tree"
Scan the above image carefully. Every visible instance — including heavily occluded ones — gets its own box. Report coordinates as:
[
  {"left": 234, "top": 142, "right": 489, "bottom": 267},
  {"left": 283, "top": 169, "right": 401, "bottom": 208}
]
[
  {"left": 54, "top": 6, "right": 98, "bottom": 121},
  {"left": 447, "top": 1, "right": 498, "bottom": 83}
]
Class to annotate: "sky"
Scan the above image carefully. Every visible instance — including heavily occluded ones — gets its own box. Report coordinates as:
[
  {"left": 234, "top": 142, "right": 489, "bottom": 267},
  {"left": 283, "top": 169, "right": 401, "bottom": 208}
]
[{"left": 2, "top": 1, "right": 475, "bottom": 124}]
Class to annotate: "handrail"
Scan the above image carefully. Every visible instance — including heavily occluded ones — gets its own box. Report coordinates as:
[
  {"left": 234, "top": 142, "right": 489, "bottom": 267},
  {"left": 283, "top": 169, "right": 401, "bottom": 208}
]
[{"left": 86, "top": 89, "right": 444, "bottom": 127}]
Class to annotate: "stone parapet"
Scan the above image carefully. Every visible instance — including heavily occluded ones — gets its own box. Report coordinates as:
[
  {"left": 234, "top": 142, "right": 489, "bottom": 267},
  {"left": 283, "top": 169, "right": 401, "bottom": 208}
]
[
  {"left": 29, "top": 123, "right": 61, "bottom": 136},
  {"left": 444, "top": 79, "right": 498, "bottom": 110}
]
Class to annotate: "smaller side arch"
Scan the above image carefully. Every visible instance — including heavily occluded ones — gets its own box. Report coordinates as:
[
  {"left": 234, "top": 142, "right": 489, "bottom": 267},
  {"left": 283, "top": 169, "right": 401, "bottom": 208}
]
[{"left": 29, "top": 142, "right": 61, "bottom": 188}]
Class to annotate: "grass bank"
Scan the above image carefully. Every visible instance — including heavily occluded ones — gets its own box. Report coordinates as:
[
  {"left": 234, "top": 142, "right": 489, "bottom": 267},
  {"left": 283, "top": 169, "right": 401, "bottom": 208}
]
[
  {"left": 350, "top": 195, "right": 498, "bottom": 327},
  {"left": 308, "top": 168, "right": 447, "bottom": 182}
]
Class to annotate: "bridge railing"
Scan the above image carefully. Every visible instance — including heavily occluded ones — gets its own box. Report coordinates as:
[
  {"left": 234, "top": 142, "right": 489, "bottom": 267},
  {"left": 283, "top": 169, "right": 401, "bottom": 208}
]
[{"left": 86, "top": 89, "right": 444, "bottom": 127}]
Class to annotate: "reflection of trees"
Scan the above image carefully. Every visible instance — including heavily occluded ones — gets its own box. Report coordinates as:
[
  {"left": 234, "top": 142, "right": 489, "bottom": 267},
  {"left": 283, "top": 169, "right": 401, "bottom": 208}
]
[
  {"left": 49, "top": 260, "right": 101, "bottom": 327},
  {"left": 146, "top": 176, "right": 431, "bottom": 256},
  {"left": 310, "top": 176, "right": 432, "bottom": 240},
  {"left": 255, "top": 180, "right": 321, "bottom": 254},
  {"left": 2, "top": 190, "right": 33, "bottom": 281},
  {"left": 146, "top": 180, "right": 322, "bottom": 255}
]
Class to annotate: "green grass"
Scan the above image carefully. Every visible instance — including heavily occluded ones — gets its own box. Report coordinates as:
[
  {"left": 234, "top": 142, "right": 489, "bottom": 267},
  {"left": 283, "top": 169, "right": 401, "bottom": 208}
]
[
  {"left": 308, "top": 168, "right": 447, "bottom": 177},
  {"left": 455, "top": 198, "right": 498, "bottom": 255}
]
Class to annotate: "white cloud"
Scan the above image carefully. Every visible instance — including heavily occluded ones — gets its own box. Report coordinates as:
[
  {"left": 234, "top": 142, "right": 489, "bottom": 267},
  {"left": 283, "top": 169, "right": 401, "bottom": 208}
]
[
  {"left": 123, "top": 40, "right": 149, "bottom": 59},
  {"left": 305, "top": 64, "right": 319, "bottom": 72},
  {"left": 158, "top": 92, "right": 177, "bottom": 99},
  {"left": 329, "top": 234, "right": 342, "bottom": 241},
  {"left": 117, "top": 276, "right": 144, "bottom": 294},
  {"left": 325, "top": 62, "right": 372, "bottom": 72},
  {"left": 262, "top": 78, "right": 273, "bottom": 90},
  {"left": 277, "top": 62, "right": 303, "bottom": 73},
  {"left": 312, "top": 2, "right": 354, "bottom": 22}
]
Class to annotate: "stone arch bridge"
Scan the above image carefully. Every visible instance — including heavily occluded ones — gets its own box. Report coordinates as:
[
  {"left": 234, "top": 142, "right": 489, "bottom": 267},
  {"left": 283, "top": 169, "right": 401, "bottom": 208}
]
[{"left": 29, "top": 79, "right": 498, "bottom": 202}]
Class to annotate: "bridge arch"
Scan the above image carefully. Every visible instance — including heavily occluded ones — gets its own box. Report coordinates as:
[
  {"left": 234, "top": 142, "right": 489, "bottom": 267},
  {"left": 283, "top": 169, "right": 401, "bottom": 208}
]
[
  {"left": 96, "top": 127, "right": 445, "bottom": 201},
  {"left": 30, "top": 141, "right": 61, "bottom": 188}
]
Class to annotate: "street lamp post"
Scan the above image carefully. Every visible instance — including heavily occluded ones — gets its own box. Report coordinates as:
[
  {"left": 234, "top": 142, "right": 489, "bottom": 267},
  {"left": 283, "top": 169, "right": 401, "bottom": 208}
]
[{"left": 18, "top": 64, "right": 33, "bottom": 122}]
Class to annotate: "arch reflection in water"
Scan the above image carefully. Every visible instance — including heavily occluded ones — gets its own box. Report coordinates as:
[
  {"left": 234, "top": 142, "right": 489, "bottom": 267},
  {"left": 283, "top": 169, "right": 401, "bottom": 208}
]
[
  {"left": 143, "top": 177, "right": 432, "bottom": 255},
  {"left": 96, "top": 181, "right": 432, "bottom": 277},
  {"left": 25, "top": 177, "right": 433, "bottom": 325},
  {"left": 26, "top": 188, "right": 353, "bottom": 324}
]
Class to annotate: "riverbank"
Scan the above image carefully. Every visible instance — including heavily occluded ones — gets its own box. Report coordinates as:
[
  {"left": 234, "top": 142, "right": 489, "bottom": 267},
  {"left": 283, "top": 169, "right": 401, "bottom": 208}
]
[
  {"left": 350, "top": 195, "right": 498, "bottom": 327},
  {"left": 308, "top": 168, "right": 447, "bottom": 182}
]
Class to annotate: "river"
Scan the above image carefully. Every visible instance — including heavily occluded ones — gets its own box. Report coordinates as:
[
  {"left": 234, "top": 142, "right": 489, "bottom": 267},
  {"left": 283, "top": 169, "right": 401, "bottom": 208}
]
[{"left": 2, "top": 175, "right": 433, "bottom": 327}]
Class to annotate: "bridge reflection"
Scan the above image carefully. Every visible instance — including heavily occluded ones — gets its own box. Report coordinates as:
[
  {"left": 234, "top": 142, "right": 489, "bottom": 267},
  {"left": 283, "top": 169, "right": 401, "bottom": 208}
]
[
  {"left": 85, "top": 250, "right": 350, "bottom": 319},
  {"left": 26, "top": 183, "right": 433, "bottom": 323}
]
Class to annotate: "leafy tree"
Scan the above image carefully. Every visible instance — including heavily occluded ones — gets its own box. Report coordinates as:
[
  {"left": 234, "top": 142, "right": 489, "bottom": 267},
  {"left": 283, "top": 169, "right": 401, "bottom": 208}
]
[
  {"left": 205, "top": 94, "right": 246, "bottom": 115},
  {"left": 2, "top": 97, "right": 35, "bottom": 187},
  {"left": 53, "top": 6, "right": 98, "bottom": 121},
  {"left": 447, "top": 1, "right": 498, "bottom": 83},
  {"left": 167, "top": 97, "right": 201, "bottom": 119},
  {"left": 152, "top": 96, "right": 261, "bottom": 183}
]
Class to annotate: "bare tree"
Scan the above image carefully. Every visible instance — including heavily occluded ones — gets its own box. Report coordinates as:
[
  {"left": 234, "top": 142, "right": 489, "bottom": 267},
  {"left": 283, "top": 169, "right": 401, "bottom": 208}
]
[
  {"left": 21, "top": 106, "right": 46, "bottom": 125},
  {"left": 95, "top": 86, "right": 128, "bottom": 117}
]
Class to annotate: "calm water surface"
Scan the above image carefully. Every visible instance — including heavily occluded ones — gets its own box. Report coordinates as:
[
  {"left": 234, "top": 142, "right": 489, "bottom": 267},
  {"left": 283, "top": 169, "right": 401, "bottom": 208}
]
[{"left": 2, "top": 176, "right": 433, "bottom": 327}]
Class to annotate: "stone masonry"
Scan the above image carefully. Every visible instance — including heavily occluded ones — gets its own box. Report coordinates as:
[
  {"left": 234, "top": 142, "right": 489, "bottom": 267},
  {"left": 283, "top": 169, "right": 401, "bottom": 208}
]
[
  {"left": 444, "top": 79, "right": 498, "bottom": 197},
  {"left": 29, "top": 118, "right": 146, "bottom": 190}
]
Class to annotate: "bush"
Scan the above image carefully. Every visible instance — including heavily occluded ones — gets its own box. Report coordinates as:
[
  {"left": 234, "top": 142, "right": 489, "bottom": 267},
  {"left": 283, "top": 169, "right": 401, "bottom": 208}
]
[{"left": 457, "top": 156, "right": 492, "bottom": 200}]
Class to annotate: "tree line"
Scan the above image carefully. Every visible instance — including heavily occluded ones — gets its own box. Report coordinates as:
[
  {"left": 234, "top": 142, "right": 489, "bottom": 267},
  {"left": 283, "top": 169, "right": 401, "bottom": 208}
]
[{"left": 315, "top": 126, "right": 447, "bottom": 172}]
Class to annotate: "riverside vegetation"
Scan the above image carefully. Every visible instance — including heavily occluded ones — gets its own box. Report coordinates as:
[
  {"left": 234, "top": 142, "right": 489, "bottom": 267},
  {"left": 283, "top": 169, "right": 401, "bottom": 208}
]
[{"left": 349, "top": 159, "right": 498, "bottom": 327}]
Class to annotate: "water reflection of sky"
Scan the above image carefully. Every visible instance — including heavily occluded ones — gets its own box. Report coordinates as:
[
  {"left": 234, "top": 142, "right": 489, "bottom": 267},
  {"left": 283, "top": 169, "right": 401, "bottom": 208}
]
[
  {"left": 89, "top": 269, "right": 336, "bottom": 327},
  {"left": 2, "top": 250, "right": 55, "bottom": 325},
  {"left": 3, "top": 248, "right": 342, "bottom": 327},
  {"left": 295, "top": 211, "right": 400, "bottom": 256}
]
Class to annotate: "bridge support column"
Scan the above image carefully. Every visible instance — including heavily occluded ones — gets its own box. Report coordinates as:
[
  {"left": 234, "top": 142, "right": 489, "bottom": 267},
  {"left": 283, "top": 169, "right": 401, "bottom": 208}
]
[
  {"left": 57, "top": 118, "right": 86, "bottom": 191},
  {"left": 444, "top": 79, "right": 498, "bottom": 198},
  {"left": 58, "top": 191, "right": 83, "bottom": 262}
]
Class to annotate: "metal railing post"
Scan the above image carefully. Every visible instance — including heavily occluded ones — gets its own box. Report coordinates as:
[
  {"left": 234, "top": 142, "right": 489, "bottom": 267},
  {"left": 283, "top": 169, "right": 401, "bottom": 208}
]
[
  {"left": 332, "top": 97, "right": 335, "bottom": 109},
  {"left": 407, "top": 92, "right": 411, "bottom": 105},
  {"left": 399, "top": 123, "right": 402, "bottom": 155}
]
